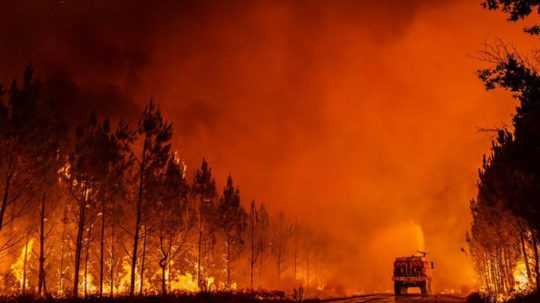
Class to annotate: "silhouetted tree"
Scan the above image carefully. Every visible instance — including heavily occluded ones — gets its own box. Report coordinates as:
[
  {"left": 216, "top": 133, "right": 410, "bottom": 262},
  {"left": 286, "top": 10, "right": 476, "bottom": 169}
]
[
  {"left": 271, "top": 212, "right": 293, "bottom": 282},
  {"left": 192, "top": 159, "right": 217, "bottom": 291},
  {"left": 483, "top": 0, "right": 540, "bottom": 34},
  {"left": 130, "top": 101, "right": 172, "bottom": 296},
  {"left": 216, "top": 176, "right": 246, "bottom": 289},
  {"left": 151, "top": 157, "right": 192, "bottom": 294},
  {"left": 0, "top": 66, "right": 41, "bottom": 233},
  {"left": 247, "top": 201, "right": 270, "bottom": 290},
  {"left": 469, "top": 1, "right": 540, "bottom": 295}
]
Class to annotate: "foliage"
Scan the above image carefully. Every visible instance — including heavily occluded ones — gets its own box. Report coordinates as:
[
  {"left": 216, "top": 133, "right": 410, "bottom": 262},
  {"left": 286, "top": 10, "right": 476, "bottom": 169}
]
[
  {"left": 483, "top": 0, "right": 540, "bottom": 34},
  {"left": 0, "top": 67, "right": 331, "bottom": 297},
  {"left": 469, "top": 0, "right": 540, "bottom": 300}
]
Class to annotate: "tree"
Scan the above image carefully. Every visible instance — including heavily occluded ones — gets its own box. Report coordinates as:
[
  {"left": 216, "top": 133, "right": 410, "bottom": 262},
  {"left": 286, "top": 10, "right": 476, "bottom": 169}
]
[
  {"left": 62, "top": 114, "right": 129, "bottom": 297},
  {"left": 216, "top": 176, "right": 246, "bottom": 289},
  {"left": 129, "top": 101, "right": 172, "bottom": 296},
  {"left": 248, "top": 200, "right": 269, "bottom": 290},
  {"left": 152, "top": 157, "right": 192, "bottom": 295},
  {"left": 62, "top": 115, "right": 100, "bottom": 298},
  {"left": 0, "top": 66, "right": 69, "bottom": 297},
  {"left": 191, "top": 159, "right": 217, "bottom": 291},
  {"left": 0, "top": 66, "right": 41, "bottom": 233},
  {"left": 271, "top": 212, "right": 293, "bottom": 282},
  {"left": 469, "top": 1, "right": 540, "bottom": 294},
  {"left": 24, "top": 68, "right": 67, "bottom": 297},
  {"left": 94, "top": 121, "right": 134, "bottom": 297},
  {"left": 483, "top": 0, "right": 540, "bottom": 34}
]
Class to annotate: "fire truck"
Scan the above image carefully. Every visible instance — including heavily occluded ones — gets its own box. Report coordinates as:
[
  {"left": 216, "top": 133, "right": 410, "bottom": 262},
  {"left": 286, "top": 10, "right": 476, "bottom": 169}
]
[{"left": 392, "top": 252, "right": 433, "bottom": 296}]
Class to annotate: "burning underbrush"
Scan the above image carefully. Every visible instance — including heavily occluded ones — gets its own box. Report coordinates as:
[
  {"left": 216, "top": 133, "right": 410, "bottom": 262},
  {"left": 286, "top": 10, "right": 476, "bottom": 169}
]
[{"left": 0, "top": 291, "right": 313, "bottom": 303}]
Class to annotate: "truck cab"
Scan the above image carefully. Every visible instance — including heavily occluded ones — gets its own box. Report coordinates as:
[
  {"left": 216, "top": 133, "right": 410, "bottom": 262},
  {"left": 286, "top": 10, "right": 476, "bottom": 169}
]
[{"left": 392, "top": 252, "right": 433, "bottom": 296}]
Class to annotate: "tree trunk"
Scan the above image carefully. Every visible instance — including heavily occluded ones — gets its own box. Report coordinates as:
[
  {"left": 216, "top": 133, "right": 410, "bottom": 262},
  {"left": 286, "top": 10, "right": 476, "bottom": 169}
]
[
  {"left": 84, "top": 232, "right": 90, "bottom": 298},
  {"left": 532, "top": 232, "right": 540, "bottom": 290},
  {"left": 58, "top": 202, "right": 68, "bottom": 297},
  {"left": 110, "top": 201, "right": 115, "bottom": 298},
  {"left": 139, "top": 225, "right": 148, "bottom": 295},
  {"left": 22, "top": 235, "right": 29, "bottom": 295},
  {"left": 0, "top": 171, "right": 13, "bottom": 231},
  {"left": 73, "top": 184, "right": 88, "bottom": 298},
  {"left": 250, "top": 204, "right": 255, "bottom": 290},
  {"left": 130, "top": 139, "right": 147, "bottom": 296},
  {"left": 520, "top": 228, "right": 533, "bottom": 284},
  {"left": 197, "top": 218, "right": 203, "bottom": 290},
  {"left": 38, "top": 193, "right": 47, "bottom": 296},
  {"left": 99, "top": 199, "right": 105, "bottom": 297},
  {"left": 159, "top": 233, "right": 168, "bottom": 296},
  {"left": 167, "top": 252, "right": 172, "bottom": 293},
  {"left": 293, "top": 236, "right": 298, "bottom": 281},
  {"left": 160, "top": 258, "right": 167, "bottom": 295},
  {"left": 226, "top": 237, "right": 231, "bottom": 288}
]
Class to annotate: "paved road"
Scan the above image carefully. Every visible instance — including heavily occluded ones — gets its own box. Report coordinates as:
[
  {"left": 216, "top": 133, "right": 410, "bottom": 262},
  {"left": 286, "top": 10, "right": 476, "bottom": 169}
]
[{"left": 323, "top": 294, "right": 465, "bottom": 303}]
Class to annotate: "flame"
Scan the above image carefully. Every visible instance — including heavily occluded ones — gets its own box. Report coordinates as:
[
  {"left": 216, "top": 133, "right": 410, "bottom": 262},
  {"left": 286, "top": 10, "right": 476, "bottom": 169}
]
[
  {"left": 11, "top": 238, "right": 34, "bottom": 291},
  {"left": 161, "top": 260, "right": 216, "bottom": 292},
  {"left": 57, "top": 162, "right": 71, "bottom": 181},
  {"left": 513, "top": 260, "right": 530, "bottom": 293},
  {"left": 170, "top": 272, "right": 199, "bottom": 292},
  {"left": 83, "top": 272, "right": 98, "bottom": 295},
  {"left": 117, "top": 258, "right": 132, "bottom": 294}
]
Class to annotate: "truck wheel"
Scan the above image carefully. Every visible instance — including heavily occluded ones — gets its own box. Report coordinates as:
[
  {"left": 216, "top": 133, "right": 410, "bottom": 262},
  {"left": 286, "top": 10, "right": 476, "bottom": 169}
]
[{"left": 394, "top": 282, "right": 401, "bottom": 296}]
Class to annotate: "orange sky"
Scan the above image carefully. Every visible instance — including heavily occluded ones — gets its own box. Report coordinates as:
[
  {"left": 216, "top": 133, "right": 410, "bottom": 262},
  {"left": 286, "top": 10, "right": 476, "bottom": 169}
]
[
  {"left": 1, "top": 0, "right": 538, "bottom": 293},
  {"left": 143, "top": 1, "right": 535, "bottom": 291}
]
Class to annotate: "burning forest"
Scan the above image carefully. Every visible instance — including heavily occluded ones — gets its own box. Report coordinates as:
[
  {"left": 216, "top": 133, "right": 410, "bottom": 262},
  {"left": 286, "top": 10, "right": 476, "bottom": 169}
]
[
  {"left": 0, "top": 67, "right": 332, "bottom": 298},
  {"left": 4, "top": 0, "right": 540, "bottom": 303}
]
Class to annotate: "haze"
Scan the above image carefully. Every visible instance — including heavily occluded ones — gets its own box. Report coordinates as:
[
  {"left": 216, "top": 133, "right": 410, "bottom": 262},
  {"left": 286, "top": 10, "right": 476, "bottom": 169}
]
[{"left": 0, "top": 0, "right": 536, "bottom": 293}]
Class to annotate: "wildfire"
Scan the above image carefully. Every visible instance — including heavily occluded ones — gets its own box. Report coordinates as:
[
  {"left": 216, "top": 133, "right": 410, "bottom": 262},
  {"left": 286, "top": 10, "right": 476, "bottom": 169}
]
[
  {"left": 163, "top": 261, "right": 216, "bottom": 292},
  {"left": 513, "top": 260, "right": 530, "bottom": 293},
  {"left": 11, "top": 238, "right": 34, "bottom": 291},
  {"left": 117, "top": 258, "right": 133, "bottom": 293},
  {"left": 83, "top": 273, "right": 98, "bottom": 295},
  {"left": 170, "top": 272, "right": 199, "bottom": 292}
]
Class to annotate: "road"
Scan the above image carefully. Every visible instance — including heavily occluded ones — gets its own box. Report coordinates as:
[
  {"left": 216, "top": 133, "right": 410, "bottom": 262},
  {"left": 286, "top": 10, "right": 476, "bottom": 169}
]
[{"left": 323, "top": 294, "right": 466, "bottom": 303}]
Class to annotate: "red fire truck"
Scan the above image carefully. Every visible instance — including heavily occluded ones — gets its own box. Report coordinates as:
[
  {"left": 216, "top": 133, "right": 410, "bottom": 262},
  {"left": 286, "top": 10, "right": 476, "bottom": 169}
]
[{"left": 392, "top": 252, "right": 434, "bottom": 296}]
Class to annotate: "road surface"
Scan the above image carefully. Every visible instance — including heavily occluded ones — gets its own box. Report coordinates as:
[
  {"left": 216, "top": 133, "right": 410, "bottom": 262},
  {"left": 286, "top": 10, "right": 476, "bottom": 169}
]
[{"left": 323, "top": 294, "right": 465, "bottom": 303}]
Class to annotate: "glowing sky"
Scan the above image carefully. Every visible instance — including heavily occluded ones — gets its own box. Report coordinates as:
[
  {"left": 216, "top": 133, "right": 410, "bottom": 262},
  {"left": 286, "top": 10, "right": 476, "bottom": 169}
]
[{"left": 0, "top": 0, "right": 537, "bottom": 292}]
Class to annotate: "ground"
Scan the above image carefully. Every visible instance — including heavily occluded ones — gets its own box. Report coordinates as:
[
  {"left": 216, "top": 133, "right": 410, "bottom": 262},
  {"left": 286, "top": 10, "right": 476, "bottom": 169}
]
[
  {"left": 322, "top": 294, "right": 465, "bottom": 303},
  {"left": 0, "top": 293, "right": 467, "bottom": 303}
]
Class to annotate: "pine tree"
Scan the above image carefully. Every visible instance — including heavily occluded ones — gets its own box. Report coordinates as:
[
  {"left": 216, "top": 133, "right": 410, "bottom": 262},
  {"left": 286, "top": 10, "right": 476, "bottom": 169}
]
[
  {"left": 217, "top": 175, "right": 246, "bottom": 288},
  {"left": 130, "top": 101, "right": 172, "bottom": 296},
  {"left": 192, "top": 159, "right": 217, "bottom": 291}
]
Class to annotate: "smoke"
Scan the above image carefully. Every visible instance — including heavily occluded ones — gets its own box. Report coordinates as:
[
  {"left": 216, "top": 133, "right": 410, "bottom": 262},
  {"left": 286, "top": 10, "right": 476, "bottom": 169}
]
[{"left": 0, "top": 0, "right": 535, "bottom": 293}]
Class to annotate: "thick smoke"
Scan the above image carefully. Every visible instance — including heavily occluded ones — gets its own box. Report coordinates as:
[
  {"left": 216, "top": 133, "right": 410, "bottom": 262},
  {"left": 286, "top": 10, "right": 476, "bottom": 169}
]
[{"left": 0, "top": 0, "right": 534, "bottom": 293}]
